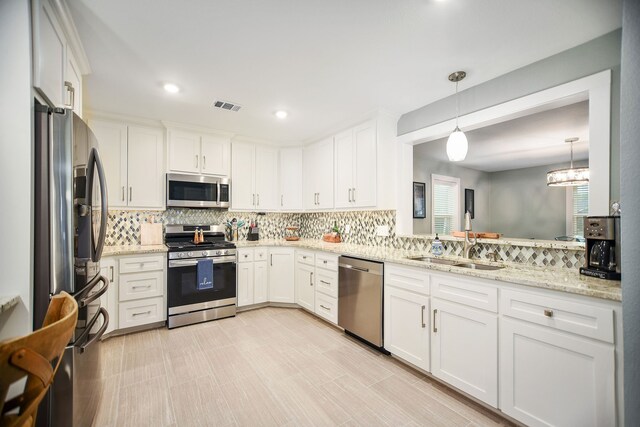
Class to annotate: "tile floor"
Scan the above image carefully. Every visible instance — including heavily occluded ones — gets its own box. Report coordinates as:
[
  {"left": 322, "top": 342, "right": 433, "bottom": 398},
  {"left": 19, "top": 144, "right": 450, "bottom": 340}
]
[{"left": 94, "top": 307, "right": 514, "bottom": 427}]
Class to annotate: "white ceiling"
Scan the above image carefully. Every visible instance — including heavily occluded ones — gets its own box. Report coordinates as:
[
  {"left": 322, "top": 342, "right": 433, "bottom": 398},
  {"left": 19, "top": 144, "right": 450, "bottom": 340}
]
[
  {"left": 413, "top": 101, "right": 590, "bottom": 172},
  {"left": 69, "top": 0, "right": 621, "bottom": 145}
]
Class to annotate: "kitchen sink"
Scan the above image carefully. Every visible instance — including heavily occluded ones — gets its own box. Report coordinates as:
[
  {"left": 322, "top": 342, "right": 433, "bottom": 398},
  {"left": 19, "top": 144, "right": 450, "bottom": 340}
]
[
  {"left": 405, "top": 256, "right": 459, "bottom": 265},
  {"left": 453, "top": 262, "right": 505, "bottom": 271}
]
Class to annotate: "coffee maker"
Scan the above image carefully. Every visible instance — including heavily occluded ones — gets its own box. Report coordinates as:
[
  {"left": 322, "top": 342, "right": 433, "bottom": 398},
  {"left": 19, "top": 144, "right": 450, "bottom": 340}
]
[{"left": 580, "top": 216, "right": 621, "bottom": 280}]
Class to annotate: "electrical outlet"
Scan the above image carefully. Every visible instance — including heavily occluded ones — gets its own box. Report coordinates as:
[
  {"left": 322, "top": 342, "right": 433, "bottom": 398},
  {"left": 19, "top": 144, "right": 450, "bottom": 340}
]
[
  {"left": 344, "top": 224, "right": 351, "bottom": 233},
  {"left": 376, "top": 225, "right": 389, "bottom": 237}
]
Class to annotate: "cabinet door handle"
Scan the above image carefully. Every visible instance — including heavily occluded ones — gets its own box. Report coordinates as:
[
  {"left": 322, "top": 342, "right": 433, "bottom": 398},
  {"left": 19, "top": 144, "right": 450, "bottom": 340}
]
[
  {"left": 257, "top": 194, "right": 260, "bottom": 206},
  {"left": 203, "top": 155, "right": 206, "bottom": 170},
  {"left": 195, "top": 155, "right": 199, "bottom": 168},
  {"left": 64, "top": 81, "right": 75, "bottom": 109},
  {"left": 352, "top": 188, "right": 356, "bottom": 202},
  {"left": 252, "top": 193, "right": 255, "bottom": 206},
  {"left": 421, "top": 305, "right": 426, "bottom": 328},
  {"left": 320, "top": 280, "right": 330, "bottom": 285},
  {"left": 121, "top": 186, "right": 125, "bottom": 201},
  {"left": 310, "top": 272, "right": 313, "bottom": 286},
  {"left": 544, "top": 309, "right": 554, "bottom": 317},
  {"left": 270, "top": 254, "right": 273, "bottom": 266},
  {"left": 109, "top": 266, "right": 114, "bottom": 282},
  {"left": 132, "top": 310, "right": 151, "bottom": 317},
  {"left": 129, "top": 187, "right": 132, "bottom": 202},
  {"left": 281, "top": 195, "right": 284, "bottom": 207},
  {"left": 320, "top": 304, "right": 330, "bottom": 311},
  {"left": 132, "top": 284, "right": 151, "bottom": 289},
  {"left": 348, "top": 188, "right": 351, "bottom": 203},
  {"left": 433, "top": 309, "right": 438, "bottom": 333}
]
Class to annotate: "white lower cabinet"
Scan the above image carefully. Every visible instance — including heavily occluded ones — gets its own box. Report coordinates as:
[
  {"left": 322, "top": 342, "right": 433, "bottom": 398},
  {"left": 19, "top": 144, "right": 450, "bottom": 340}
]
[
  {"left": 99, "top": 257, "right": 118, "bottom": 336},
  {"left": 431, "top": 297, "right": 498, "bottom": 407},
  {"left": 295, "top": 260, "right": 315, "bottom": 311},
  {"left": 268, "top": 248, "right": 295, "bottom": 303},
  {"left": 384, "top": 285, "right": 430, "bottom": 372},
  {"left": 237, "top": 248, "right": 269, "bottom": 307},
  {"left": 100, "top": 252, "right": 166, "bottom": 335},
  {"left": 500, "top": 288, "right": 618, "bottom": 426},
  {"left": 315, "top": 292, "right": 338, "bottom": 324}
]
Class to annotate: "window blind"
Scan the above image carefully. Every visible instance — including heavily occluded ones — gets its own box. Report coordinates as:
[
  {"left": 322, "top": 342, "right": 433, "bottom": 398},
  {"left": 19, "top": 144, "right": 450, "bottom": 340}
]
[
  {"left": 433, "top": 178, "right": 458, "bottom": 234},
  {"left": 572, "top": 185, "right": 589, "bottom": 237}
]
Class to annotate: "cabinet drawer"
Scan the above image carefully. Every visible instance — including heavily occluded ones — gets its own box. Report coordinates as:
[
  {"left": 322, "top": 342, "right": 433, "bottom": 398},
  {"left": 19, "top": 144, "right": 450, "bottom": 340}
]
[
  {"left": 119, "top": 255, "right": 165, "bottom": 273},
  {"left": 501, "top": 289, "right": 614, "bottom": 343},
  {"left": 119, "top": 270, "right": 164, "bottom": 302},
  {"left": 118, "top": 297, "right": 165, "bottom": 329},
  {"left": 296, "top": 250, "right": 315, "bottom": 266},
  {"left": 254, "top": 248, "right": 268, "bottom": 262},
  {"left": 431, "top": 273, "right": 497, "bottom": 313},
  {"left": 385, "top": 263, "right": 430, "bottom": 296},
  {"left": 237, "top": 248, "right": 254, "bottom": 263},
  {"left": 315, "top": 270, "right": 338, "bottom": 298},
  {"left": 315, "top": 293, "right": 338, "bottom": 325},
  {"left": 315, "top": 252, "right": 339, "bottom": 272}
]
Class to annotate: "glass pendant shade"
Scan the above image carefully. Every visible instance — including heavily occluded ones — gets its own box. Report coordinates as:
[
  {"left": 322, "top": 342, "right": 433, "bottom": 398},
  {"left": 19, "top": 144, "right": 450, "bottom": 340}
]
[
  {"left": 446, "top": 127, "right": 468, "bottom": 162},
  {"left": 546, "top": 167, "right": 590, "bottom": 186}
]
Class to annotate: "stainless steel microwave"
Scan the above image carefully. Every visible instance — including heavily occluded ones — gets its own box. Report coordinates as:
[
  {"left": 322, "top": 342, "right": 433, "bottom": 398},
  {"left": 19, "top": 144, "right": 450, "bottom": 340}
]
[{"left": 166, "top": 173, "right": 230, "bottom": 208}]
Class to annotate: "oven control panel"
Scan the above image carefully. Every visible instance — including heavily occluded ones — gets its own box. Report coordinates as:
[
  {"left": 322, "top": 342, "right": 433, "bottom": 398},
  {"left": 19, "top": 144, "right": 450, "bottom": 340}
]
[{"left": 168, "top": 248, "right": 236, "bottom": 260}]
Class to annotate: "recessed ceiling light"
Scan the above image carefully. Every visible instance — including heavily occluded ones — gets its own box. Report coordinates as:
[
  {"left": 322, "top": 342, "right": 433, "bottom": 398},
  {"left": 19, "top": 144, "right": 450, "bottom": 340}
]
[
  {"left": 275, "top": 110, "right": 288, "bottom": 119},
  {"left": 163, "top": 83, "right": 180, "bottom": 94}
]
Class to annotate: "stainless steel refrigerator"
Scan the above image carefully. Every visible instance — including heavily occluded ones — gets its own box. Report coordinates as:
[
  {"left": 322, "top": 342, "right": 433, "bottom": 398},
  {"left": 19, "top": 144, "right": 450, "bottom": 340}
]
[{"left": 34, "top": 101, "right": 110, "bottom": 427}]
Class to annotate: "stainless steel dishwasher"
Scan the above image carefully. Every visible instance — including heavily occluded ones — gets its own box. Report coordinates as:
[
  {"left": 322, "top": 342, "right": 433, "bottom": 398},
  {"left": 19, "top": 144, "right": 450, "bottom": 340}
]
[{"left": 338, "top": 256, "right": 384, "bottom": 348}]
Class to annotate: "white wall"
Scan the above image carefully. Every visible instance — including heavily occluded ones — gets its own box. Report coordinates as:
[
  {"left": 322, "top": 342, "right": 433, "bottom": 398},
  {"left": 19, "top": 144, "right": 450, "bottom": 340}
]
[{"left": 0, "top": 0, "right": 33, "bottom": 339}]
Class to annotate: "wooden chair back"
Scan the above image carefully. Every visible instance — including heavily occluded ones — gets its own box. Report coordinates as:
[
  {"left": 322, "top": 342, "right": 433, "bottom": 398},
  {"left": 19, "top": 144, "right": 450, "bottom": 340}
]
[{"left": 0, "top": 292, "right": 78, "bottom": 427}]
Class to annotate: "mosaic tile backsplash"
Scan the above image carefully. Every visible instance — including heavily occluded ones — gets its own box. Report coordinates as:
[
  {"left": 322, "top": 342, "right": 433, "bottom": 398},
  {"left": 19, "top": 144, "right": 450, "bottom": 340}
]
[{"left": 106, "top": 209, "right": 585, "bottom": 270}]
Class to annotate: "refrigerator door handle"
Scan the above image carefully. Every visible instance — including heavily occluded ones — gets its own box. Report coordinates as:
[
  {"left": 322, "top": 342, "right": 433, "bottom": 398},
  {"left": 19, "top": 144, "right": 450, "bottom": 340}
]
[
  {"left": 77, "top": 307, "right": 109, "bottom": 353},
  {"left": 86, "top": 147, "right": 109, "bottom": 262},
  {"left": 75, "top": 274, "right": 109, "bottom": 308}
]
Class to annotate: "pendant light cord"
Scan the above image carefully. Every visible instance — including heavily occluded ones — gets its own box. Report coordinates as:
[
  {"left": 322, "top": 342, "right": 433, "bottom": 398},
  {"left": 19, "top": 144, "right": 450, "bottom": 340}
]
[
  {"left": 569, "top": 140, "right": 574, "bottom": 168},
  {"left": 455, "top": 81, "right": 459, "bottom": 128}
]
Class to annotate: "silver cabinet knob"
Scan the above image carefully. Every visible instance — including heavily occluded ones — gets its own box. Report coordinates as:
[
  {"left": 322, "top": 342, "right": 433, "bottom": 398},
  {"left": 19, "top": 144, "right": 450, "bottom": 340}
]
[{"left": 544, "top": 309, "right": 554, "bottom": 317}]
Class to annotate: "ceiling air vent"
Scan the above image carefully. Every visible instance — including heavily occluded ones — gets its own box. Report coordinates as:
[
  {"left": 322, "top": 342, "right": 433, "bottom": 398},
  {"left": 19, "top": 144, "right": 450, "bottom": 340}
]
[{"left": 212, "top": 99, "right": 242, "bottom": 112}]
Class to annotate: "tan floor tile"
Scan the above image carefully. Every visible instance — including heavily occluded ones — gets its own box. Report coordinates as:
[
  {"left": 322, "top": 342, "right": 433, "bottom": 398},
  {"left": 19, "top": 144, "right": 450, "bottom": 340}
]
[
  {"left": 163, "top": 348, "right": 212, "bottom": 387},
  {"left": 116, "top": 376, "right": 175, "bottom": 427},
  {"left": 204, "top": 344, "right": 259, "bottom": 386},
  {"left": 99, "top": 335, "right": 124, "bottom": 378},
  {"left": 223, "top": 374, "right": 291, "bottom": 426},
  {"left": 93, "top": 375, "right": 120, "bottom": 427},
  {"left": 267, "top": 372, "right": 351, "bottom": 426},
  {"left": 169, "top": 375, "right": 236, "bottom": 427},
  {"left": 120, "top": 347, "right": 166, "bottom": 388},
  {"left": 193, "top": 322, "right": 232, "bottom": 351},
  {"left": 123, "top": 328, "right": 161, "bottom": 353},
  {"left": 371, "top": 375, "right": 471, "bottom": 426},
  {"left": 322, "top": 345, "right": 394, "bottom": 387}
]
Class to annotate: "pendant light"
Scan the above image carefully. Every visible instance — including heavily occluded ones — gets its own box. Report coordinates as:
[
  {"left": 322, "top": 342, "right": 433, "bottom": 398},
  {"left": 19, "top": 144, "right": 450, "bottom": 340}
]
[
  {"left": 546, "top": 137, "right": 590, "bottom": 186},
  {"left": 446, "top": 71, "right": 468, "bottom": 162}
]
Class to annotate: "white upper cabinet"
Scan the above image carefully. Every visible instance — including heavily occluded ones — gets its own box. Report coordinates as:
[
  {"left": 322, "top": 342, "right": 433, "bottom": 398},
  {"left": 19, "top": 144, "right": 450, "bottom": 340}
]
[
  {"left": 90, "top": 120, "right": 127, "bottom": 207},
  {"left": 231, "top": 141, "right": 278, "bottom": 211},
  {"left": 90, "top": 118, "right": 165, "bottom": 209},
  {"left": 167, "top": 129, "right": 200, "bottom": 174},
  {"left": 201, "top": 134, "right": 230, "bottom": 176},
  {"left": 127, "top": 126, "right": 164, "bottom": 208},
  {"left": 303, "top": 138, "right": 334, "bottom": 210},
  {"left": 255, "top": 146, "right": 279, "bottom": 210},
  {"left": 279, "top": 148, "right": 303, "bottom": 210},
  {"left": 167, "top": 128, "right": 230, "bottom": 176},
  {"left": 334, "top": 121, "right": 376, "bottom": 208},
  {"left": 32, "top": 0, "right": 86, "bottom": 113},
  {"left": 231, "top": 141, "right": 255, "bottom": 210}
]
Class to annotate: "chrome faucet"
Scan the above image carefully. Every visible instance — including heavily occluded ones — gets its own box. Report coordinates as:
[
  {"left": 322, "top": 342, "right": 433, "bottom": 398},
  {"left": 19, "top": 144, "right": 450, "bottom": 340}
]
[{"left": 463, "top": 211, "right": 477, "bottom": 259}]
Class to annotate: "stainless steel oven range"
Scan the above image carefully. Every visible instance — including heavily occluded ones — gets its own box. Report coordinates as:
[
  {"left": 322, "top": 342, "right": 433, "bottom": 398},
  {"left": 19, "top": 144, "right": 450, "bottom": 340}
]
[{"left": 165, "top": 224, "right": 237, "bottom": 328}]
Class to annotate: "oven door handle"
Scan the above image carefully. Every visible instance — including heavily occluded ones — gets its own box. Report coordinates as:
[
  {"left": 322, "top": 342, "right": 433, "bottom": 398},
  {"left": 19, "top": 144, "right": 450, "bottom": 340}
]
[{"left": 168, "top": 256, "right": 237, "bottom": 268}]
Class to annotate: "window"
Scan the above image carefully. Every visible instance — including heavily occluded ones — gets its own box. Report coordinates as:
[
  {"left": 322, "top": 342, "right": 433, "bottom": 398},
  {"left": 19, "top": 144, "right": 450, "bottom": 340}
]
[
  {"left": 567, "top": 185, "right": 589, "bottom": 238},
  {"left": 431, "top": 174, "right": 460, "bottom": 234}
]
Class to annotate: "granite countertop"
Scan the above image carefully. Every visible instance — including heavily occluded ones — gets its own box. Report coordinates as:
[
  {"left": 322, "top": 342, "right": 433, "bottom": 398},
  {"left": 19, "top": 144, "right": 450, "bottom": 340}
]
[
  {"left": 0, "top": 295, "right": 21, "bottom": 315},
  {"left": 236, "top": 239, "right": 621, "bottom": 302},
  {"left": 103, "top": 245, "right": 168, "bottom": 256}
]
